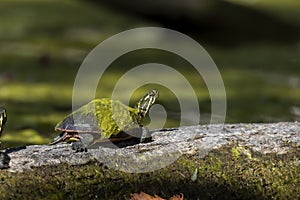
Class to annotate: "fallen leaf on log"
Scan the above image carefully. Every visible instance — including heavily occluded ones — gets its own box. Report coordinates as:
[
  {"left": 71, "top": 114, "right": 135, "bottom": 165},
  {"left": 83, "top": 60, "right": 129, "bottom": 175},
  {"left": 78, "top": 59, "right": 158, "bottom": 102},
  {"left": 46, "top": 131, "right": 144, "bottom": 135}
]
[
  {"left": 131, "top": 192, "right": 165, "bottom": 200},
  {"left": 170, "top": 193, "right": 184, "bottom": 200},
  {"left": 131, "top": 192, "right": 184, "bottom": 200}
]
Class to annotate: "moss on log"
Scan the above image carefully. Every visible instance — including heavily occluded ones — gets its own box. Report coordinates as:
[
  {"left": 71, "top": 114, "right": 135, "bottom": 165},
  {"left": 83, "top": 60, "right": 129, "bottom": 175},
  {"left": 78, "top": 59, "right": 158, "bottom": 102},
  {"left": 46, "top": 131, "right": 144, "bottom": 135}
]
[{"left": 0, "top": 122, "right": 299, "bottom": 199}]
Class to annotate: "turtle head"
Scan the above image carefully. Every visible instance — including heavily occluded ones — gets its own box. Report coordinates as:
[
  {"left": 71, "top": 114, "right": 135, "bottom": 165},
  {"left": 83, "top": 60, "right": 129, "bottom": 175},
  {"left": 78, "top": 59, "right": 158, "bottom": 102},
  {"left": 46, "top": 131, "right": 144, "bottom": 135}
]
[
  {"left": 0, "top": 108, "right": 7, "bottom": 135},
  {"left": 135, "top": 89, "right": 159, "bottom": 119}
]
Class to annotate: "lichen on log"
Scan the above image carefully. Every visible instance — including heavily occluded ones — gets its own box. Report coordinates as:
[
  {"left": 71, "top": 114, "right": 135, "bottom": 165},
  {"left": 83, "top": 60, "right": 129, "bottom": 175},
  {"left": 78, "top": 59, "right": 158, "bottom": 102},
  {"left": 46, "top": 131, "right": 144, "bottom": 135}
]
[{"left": 0, "top": 122, "right": 299, "bottom": 199}]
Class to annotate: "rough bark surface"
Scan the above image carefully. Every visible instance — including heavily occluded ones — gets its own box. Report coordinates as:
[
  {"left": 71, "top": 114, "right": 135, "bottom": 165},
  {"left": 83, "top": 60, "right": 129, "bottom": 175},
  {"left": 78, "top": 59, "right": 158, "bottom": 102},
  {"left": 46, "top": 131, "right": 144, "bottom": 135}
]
[{"left": 1, "top": 122, "right": 299, "bottom": 173}]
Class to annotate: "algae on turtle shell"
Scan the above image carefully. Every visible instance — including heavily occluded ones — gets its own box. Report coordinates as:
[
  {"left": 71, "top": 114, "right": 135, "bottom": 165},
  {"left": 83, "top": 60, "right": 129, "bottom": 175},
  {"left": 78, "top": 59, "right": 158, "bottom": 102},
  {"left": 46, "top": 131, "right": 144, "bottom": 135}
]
[
  {"left": 51, "top": 90, "right": 158, "bottom": 149},
  {"left": 54, "top": 98, "right": 140, "bottom": 139}
]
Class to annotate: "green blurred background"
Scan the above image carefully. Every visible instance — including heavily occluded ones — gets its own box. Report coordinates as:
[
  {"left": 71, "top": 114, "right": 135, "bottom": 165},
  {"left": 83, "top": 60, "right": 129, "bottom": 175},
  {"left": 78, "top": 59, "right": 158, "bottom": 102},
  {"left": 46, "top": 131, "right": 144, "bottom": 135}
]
[{"left": 0, "top": 0, "right": 299, "bottom": 148}]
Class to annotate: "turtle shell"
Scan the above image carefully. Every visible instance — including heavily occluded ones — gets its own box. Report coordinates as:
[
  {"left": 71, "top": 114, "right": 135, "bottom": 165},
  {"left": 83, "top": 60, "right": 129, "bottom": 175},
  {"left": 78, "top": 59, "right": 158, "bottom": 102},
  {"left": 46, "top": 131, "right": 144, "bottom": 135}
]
[{"left": 55, "top": 98, "right": 140, "bottom": 139}]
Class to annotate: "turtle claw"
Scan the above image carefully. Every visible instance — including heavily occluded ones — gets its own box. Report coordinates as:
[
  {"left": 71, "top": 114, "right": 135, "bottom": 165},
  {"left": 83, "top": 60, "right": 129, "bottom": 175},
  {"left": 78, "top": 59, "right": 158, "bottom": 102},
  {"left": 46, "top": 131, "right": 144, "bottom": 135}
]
[{"left": 71, "top": 141, "right": 87, "bottom": 152}]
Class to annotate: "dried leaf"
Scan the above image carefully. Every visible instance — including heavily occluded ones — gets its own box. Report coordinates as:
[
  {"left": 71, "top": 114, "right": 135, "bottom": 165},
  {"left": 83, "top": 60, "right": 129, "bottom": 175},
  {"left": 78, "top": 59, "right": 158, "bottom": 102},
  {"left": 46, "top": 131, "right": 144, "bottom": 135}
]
[
  {"left": 131, "top": 192, "right": 184, "bottom": 200},
  {"left": 131, "top": 192, "right": 165, "bottom": 200},
  {"left": 170, "top": 193, "right": 184, "bottom": 200}
]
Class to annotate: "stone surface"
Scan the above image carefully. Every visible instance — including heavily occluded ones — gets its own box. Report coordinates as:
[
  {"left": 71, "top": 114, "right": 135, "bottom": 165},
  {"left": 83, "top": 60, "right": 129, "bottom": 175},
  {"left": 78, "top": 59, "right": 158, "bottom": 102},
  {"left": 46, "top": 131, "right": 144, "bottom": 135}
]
[{"left": 1, "top": 122, "right": 299, "bottom": 173}]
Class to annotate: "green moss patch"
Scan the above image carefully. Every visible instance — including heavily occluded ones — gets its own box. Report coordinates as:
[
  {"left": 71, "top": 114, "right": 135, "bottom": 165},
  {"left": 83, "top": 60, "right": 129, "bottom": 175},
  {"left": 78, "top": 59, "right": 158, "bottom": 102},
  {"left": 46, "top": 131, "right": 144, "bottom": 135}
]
[{"left": 0, "top": 144, "right": 299, "bottom": 199}]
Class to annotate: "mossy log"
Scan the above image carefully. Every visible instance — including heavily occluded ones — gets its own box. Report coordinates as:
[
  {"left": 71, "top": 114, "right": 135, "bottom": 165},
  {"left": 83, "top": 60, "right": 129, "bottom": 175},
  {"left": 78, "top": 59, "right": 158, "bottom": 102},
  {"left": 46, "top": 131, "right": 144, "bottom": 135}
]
[{"left": 0, "top": 122, "right": 299, "bottom": 199}]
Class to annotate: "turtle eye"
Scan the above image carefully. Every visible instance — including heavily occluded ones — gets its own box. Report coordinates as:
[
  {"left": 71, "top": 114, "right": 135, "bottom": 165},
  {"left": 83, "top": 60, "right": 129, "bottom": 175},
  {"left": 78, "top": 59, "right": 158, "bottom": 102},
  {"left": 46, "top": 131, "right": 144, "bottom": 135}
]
[
  {"left": 149, "top": 89, "right": 159, "bottom": 98},
  {"left": 136, "top": 89, "right": 159, "bottom": 117}
]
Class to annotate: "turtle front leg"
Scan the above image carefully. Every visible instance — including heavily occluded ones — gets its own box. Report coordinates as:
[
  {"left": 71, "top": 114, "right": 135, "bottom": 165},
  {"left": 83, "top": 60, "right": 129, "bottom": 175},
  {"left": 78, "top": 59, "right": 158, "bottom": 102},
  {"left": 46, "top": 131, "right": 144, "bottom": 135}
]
[
  {"left": 71, "top": 133, "right": 94, "bottom": 152},
  {"left": 140, "top": 126, "right": 152, "bottom": 143},
  {"left": 72, "top": 141, "right": 87, "bottom": 152}
]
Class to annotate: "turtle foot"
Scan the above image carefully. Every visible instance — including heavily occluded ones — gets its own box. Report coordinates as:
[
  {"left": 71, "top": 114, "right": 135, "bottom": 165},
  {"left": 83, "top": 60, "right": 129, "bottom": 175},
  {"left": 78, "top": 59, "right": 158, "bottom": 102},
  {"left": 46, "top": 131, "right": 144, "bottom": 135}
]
[
  {"left": 71, "top": 141, "right": 87, "bottom": 152},
  {"left": 140, "top": 126, "right": 152, "bottom": 143},
  {"left": 140, "top": 136, "right": 152, "bottom": 143},
  {"left": 0, "top": 151, "right": 10, "bottom": 169}
]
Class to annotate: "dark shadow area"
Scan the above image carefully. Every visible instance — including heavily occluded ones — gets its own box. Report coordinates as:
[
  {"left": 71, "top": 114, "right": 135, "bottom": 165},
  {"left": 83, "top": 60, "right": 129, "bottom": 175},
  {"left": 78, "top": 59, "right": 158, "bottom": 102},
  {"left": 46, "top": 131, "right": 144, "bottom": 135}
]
[
  {"left": 4, "top": 146, "right": 26, "bottom": 154},
  {"left": 88, "top": 128, "right": 178, "bottom": 149},
  {"left": 85, "top": 170, "right": 265, "bottom": 200},
  {"left": 88, "top": 0, "right": 300, "bottom": 46},
  {"left": 89, "top": 138, "right": 141, "bottom": 149},
  {"left": 0, "top": 146, "right": 26, "bottom": 169}
]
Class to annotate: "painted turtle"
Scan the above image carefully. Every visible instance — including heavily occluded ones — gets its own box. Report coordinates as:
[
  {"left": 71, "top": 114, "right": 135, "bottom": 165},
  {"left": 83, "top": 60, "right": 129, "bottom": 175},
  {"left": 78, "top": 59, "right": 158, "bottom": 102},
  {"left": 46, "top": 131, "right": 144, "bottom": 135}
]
[
  {"left": 0, "top": 108, "right": 7, "bottom": 138},
  {"left": 0, "top": 108, "right": 9, "bottom": 169},
  {"left": 50, "top": 89, "right": 158, "bottom": 151}
]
